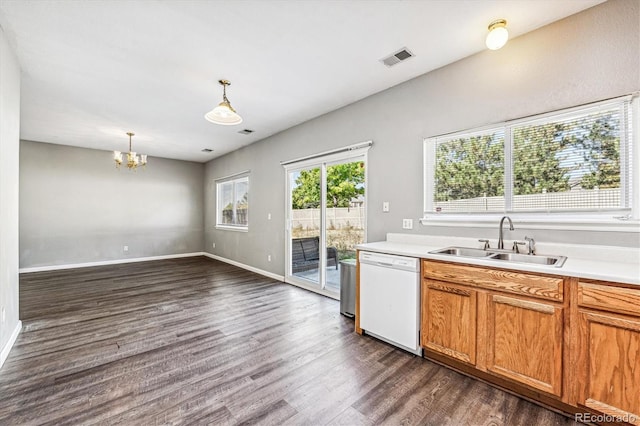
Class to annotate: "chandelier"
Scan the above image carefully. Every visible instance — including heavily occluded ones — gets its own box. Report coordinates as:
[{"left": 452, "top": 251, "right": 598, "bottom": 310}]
[
  {"left": 114, "top": 132, "right": 147, "bottom": 170},
  {"left": 205, "top": 79, "right": 243, "bottom": 125}
]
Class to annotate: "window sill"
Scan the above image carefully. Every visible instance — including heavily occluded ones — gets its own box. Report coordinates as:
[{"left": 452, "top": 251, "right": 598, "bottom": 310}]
[
  {"left": 215, "top": 225, "right": 249, "bottom": 232},
  {"left": 419, "top": 214, "right": 640, "bottom": 233}
]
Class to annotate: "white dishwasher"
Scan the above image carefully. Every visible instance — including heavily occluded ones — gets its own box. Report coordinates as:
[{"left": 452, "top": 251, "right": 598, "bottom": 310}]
[{"left": 359, "top": 251, "right": 422, "bottom": 356}]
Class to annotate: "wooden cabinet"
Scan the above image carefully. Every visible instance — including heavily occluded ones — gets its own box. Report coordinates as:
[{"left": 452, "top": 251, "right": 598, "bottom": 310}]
[
  {"left": 421, "top": 279, "right": 477, "bottom": 365},
  {"left": 486, "top": 293, "right": 564, "bottom": 396},
  {"left": 575, "top": 281, "right": 640, "bottom": 424},
  {"left": 422, "top": 260, "right": 565, "bottom": 397},
  {"left": 420, "top": 260, "right": 639, "bottom": 422}
]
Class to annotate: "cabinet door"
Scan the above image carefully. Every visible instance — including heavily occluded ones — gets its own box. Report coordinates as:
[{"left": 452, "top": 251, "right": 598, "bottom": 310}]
[
  {"left": 577, "top": 310, "right": 640, "bottom": 424},
  {"left": 486, "top": 294, "right": 563, "bottom": 396},
  {"left": 421, "top": 279, "right": 477, "bottom": 365}
]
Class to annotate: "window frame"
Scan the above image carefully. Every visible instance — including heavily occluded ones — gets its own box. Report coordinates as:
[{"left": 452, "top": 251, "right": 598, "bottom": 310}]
[
  {"left": 215, "top": 171, "right": 250, "bottom": 232},
  {"left": 422, "top": 95, "right": 639, "bottom": 232}
]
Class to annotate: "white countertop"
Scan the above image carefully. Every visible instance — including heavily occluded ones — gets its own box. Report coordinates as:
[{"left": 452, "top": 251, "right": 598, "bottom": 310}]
[{"left": 357, "top": 234, "right": 640, "bottom": 286}]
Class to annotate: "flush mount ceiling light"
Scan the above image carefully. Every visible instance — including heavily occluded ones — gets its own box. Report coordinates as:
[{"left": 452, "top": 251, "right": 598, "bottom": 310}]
[
  {"left": 205, "top": 79, "right": 243, "bottom": 126},
  {"left": 113, "top": 132, "right": 147, "bottom": 170},
  {"left": 486, "top": 19, "right": 509, "bottom": 50}
]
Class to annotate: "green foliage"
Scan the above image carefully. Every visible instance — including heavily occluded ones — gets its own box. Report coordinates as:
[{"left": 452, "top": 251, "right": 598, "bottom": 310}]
[
  {"left": 512, "top": 123, "right": 570, "bottom": 195},
  {"left": 291, "top": 162, "right": 365, "bottom": 209},
  {"left": 435, "top": 134, "right": 504, "bottom": 202},
  {"left": 574, "top": 114, "right": 620, "bottom": 189},
  {"left": 434, "top": 112, "right": 621, "bottom": 203}
]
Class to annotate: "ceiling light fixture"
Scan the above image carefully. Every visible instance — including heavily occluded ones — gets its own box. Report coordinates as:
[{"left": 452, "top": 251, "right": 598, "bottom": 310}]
[
  {"left": 205, "top": 79, "right": 243, "bottom": 125},
  {"left": 486, "top": 19, "right": 509, "bottom": 50},
  {"left": 114, "top": 132, "right": 147, "bottom": 170}
]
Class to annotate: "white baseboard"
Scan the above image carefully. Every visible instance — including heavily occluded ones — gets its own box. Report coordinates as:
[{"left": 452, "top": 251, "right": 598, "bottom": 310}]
[
  {"left": 203, "top": 252, "right": 285, "bottom": 282},
  {"left": 19, "top": 252, "right": 206, "bottom": 274},
  {"left": 0, "top": 321, "right": 22, "bottom": 370}
]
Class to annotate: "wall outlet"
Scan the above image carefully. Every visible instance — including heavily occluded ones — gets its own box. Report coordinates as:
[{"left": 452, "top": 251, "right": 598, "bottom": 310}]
[
  {"left": 1, "top": 307, "right": 5, "bottom": 323},
  {"left": 402, "top": 219, "right": 413, "bottom": 229},
  {"left": 267, "top": 254, "right": 272, "bottom": 262},
  {"left": 383, "top": 201, "right": 390, "bottom": 212},
  {"left": 123, "top": 245, "right": 129, "bottom": 252},
  {"left": 212, "top": 242, "right": 216, "bottom": 249},
  {"left": 267, "top": 213, "right": 271, "bottom": 220}
]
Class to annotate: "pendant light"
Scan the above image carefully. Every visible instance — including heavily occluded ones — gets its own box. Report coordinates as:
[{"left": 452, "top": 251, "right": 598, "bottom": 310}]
[
  {"left": 486, "top": 19, "right": 509, "bottom": 50},
  {"left": 205, "top": 79, "right": 243, "bottom": 125}
]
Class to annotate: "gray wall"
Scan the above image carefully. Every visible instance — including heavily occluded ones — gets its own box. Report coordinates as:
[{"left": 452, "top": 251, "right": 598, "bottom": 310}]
[
  {"left": 0, "top": 25, "right": 21, "bottom": 356},
  {"left": 20, "top": 141, "right": 205, "bottom": 268},
  {"left": 204, "top": 0, "right": 640, "bottom": 277}
]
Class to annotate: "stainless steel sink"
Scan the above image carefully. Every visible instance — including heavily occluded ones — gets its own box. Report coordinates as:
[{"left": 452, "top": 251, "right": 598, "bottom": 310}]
[
  {"left": 429, "top": 246, "right": 567, "bottom": 268},
  {"left": 488, "top": 252, "right": 567, "bottom": 267},
  {"left": 429, "top": 247, "right": 494, "bottom": 257}
]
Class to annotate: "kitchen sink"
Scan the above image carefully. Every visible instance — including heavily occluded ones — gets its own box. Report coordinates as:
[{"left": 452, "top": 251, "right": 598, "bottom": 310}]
[
  {"left": 429, "top": 247, "right": 493, "bottom": 257},
  {"left": 488, "top": 252, "right": 567, "bottom": 267},
  {"left": 429, "top": 246, "right": 567, "bottom": 268}
]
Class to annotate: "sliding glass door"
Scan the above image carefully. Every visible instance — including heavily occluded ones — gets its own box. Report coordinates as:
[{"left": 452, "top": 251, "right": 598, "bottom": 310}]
[
  {"left": 323, "top": 159, "right": 365, "bottom": 293},
  {"left": 285, "top": 147, "right": 368, "bottom": 297},
  {"left": 288, "top": 165, "right": 322, "bottom": 286}
]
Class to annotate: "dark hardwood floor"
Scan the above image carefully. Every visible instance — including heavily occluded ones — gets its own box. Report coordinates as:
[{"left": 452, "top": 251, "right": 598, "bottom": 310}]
[{"left": 1, "top": 257, "right": 579, "bottom": 425}]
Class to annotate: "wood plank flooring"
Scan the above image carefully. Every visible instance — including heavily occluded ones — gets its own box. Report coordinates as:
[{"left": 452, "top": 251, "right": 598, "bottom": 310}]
[{"left": 1, "top": 257, "right": 579, "bottom": 425}]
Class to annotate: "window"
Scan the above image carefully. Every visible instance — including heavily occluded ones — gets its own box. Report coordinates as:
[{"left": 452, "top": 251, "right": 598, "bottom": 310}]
[
  {"left": 216, "top": 173, "right": 249, "bottom": 230},
  {"left": 424, "top": 96, "right": 637, "bottom": 224}
]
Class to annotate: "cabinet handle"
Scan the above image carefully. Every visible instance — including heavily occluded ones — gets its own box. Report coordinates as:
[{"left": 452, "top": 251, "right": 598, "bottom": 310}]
[
  {"left": 427, "top": 281, "right": 471, "bottom": 297},
  {"left": 493, "top": 295, "right": 556, "bottom": 314}
]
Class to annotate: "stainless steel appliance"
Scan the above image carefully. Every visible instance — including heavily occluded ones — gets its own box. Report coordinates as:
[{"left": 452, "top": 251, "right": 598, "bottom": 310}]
[{"left": 339, "top": 259, "right": 356, "bottom": 317}]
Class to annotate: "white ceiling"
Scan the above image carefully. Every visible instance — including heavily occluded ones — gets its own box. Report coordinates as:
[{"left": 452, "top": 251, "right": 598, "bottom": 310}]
[{"left": 0, "top": 0, "right": 604, "bottom": 162}]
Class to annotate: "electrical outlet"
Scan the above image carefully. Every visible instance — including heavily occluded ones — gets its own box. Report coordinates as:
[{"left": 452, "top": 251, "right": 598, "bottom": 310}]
[
  {"left": 267, "top": 255, "right": 272, "bottom": 262},
  {"left": 123, "top": 245, "right": 129, "bottom": 252},
  {"left": 212, "top": 242, "right": 216, "bottom": 249},
  {"left": 383, "top": 201, "right": 390, "bottom": 212},
  {"left": 1, "top": 307, "right": 5, "bottom": 323},
  {"left": 402, "top": 219, "right": 413, "bottom": 229},
  {"left": 267, "top": 213, "right": 271, "bottom": 220}
]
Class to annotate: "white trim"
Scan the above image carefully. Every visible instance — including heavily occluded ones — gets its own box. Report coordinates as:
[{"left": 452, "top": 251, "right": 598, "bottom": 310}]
[
  {"left": 215, "top": 225, "right": 249, "bottom": 232},
  {"left": 281, "top": 140, "right": 372, "bottom": 167},
  {"left": 283, "top": 148, "right": 371, "bottom": 172},
  {"left": 423, "top": 139, "right": 434, "bottom": 217},
  {"left": 18, "top": 252, "right": 205, "bottom": 274},
  {"left": 419, "top": 215, "right": 640, "bottom": 232},
  {"left": 506, "top": 95, "right": 632, "bottom": 128},
  {"left": 633, "top": 96, "right": 640, "bottom": 219},
  {"left": 213, "top": 169, "right": 251, "bottom": 183},
  {"left": 202, "top": 252, "right": 285, "bottom": 282},
  {"left": 284, "top": 277, "right": 340, "bottom": 301},
  {"left": 0, "top": 321, "right": 22, "bottom": 369}
]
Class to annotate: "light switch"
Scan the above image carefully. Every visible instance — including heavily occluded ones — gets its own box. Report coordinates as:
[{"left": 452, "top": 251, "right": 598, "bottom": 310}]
[{"left": 383, "top": 202, "right": 390, "bottom": 212}]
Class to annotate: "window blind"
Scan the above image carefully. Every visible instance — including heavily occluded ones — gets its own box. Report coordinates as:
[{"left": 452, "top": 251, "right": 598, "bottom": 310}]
[{"left": 425, "top": 95, "right": 634, "bottom": 216}]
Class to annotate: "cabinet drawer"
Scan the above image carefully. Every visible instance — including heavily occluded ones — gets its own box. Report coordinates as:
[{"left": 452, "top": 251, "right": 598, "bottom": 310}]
[
  {"left": 578, "top": 281, "right": 640, "bottom": 317},
  {"left": 423, "top": 260, "right": 563, "bottom": 302}
]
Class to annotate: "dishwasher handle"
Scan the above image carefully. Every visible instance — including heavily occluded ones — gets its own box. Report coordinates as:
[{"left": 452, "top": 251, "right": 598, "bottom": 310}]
[{"left": 359, "top": 252, "right": 419, "bottom": 272}]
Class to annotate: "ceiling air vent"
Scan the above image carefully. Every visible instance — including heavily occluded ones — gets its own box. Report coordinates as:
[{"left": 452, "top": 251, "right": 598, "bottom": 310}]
[
  {"left": 380, "top": 47, "right": 415, "bottom": 67},
  {"left": 238, "top": 129, "right": 254, "bottom": 135},
  {"left": 201, "top": 148, "right": 213, "bottom": 153}
]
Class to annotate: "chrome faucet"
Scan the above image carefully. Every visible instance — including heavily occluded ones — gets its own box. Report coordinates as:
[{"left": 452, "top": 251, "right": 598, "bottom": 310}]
[
  {"left": 498, "top": 216, "right": 514, "bottom": 249},
  {"left": 525, "top": 236, "right": 536, "bottom": 255}
]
